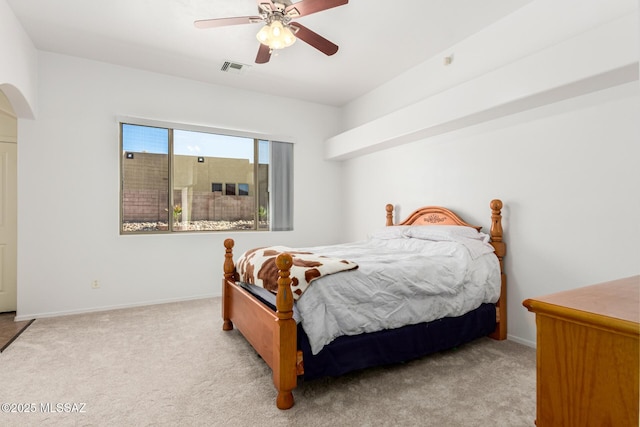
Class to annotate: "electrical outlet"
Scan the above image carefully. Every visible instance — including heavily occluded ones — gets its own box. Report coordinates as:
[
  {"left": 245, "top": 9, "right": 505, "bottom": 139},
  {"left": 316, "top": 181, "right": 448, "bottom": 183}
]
[{"left": 91, "top": 280, "right": 100, "bottom": 289}]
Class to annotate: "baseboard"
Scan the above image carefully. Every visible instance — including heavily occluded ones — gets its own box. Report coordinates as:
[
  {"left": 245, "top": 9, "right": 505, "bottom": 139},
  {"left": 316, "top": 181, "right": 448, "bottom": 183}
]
[
  {"left": 507, "top": 334, "right": 536, "bottom": 348},
  {"left": 14, "top": 293, "right": 217, "bottom": 322}
]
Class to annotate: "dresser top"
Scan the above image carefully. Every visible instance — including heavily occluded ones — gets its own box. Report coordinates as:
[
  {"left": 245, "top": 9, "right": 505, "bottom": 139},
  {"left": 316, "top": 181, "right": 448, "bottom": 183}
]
[{"left": 523, "top": 275, "right": 639, "bottom": 333}]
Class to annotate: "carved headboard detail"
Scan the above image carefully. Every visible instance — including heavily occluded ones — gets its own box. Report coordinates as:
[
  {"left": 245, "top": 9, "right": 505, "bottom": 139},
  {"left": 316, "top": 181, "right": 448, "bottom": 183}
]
[{"left": 385, "top": 204, "right": 482, "bottom": 230}]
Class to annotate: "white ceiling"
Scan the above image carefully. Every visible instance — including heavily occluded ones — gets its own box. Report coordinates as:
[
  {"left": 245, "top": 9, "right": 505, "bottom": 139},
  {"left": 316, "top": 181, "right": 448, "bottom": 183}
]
[{"left": 7, "top": 0, "right": 533, "bottom": 106}]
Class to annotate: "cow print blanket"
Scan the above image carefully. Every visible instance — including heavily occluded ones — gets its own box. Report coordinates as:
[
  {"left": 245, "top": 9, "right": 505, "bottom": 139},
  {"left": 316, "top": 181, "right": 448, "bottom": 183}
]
[{"left": 236, "top": 246, "right": 358, "bottom": 300}]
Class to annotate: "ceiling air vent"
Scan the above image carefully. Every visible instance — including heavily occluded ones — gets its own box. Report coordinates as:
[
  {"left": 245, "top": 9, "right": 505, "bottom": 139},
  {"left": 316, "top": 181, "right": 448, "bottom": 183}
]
[{"left": 221, "top": 61, "right": 250, "bottom": 75}]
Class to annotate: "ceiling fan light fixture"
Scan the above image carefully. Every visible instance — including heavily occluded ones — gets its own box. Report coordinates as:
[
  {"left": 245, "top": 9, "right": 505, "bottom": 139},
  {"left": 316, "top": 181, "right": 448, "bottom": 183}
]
[
  {"left": 196, "top": 0, "right": 349, "bottom": 64},
  {"left": 256, "top": 20, "right": 296, "bottom": 50}
]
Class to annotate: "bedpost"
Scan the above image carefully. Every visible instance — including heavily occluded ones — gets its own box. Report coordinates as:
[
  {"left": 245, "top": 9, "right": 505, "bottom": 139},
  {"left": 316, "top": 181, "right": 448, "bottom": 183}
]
[
  {"left": 385, "top": 204, "right": 394, "bottom": 226},
  {"left": 274, "top": 253, "right": 297, "bottom": 410},
  {"left": 488, "top": 199, "right": 507, "bottom": 340},
  {"left": 222, "top": 238, "right": 235, "bottom": 331}
]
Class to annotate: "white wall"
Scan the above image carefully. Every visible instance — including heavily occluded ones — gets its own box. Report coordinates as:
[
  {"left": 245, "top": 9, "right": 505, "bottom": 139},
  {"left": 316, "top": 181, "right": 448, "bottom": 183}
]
[
  {"left": 340, "top": 83, "right": 639, "bottom": 346},
  {"left": 16, "top": 52, "right": 342, "bottom": 319},
  {"left": 335, "top": 0, "right": 640, "bottom": 345}
]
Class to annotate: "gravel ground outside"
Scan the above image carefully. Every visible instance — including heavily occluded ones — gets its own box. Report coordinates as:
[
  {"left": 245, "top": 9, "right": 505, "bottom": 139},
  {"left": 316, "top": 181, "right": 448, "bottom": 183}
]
[{"left": 122, "top": 220, "right": 268, "bottom": 232}]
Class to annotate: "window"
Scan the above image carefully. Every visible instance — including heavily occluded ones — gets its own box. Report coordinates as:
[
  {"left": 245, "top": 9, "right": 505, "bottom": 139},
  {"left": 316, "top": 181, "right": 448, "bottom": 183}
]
[{"left": 120, "top": 122, "right": 293, "bottom": 233}]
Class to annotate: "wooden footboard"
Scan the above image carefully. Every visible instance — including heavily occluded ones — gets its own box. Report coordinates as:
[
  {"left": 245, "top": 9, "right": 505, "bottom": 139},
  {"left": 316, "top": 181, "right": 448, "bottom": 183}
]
[
  {"left": 221, "top": 199, "right": 507, "bottom": 410},
  {"left": 222, "top": 239, "right": 297, "bottom": 409}
]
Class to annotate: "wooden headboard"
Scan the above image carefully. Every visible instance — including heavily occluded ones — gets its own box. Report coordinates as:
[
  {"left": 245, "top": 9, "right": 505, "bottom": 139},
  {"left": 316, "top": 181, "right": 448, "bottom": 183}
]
[{"left": 386, "top": 204, "right": 482, "bottom": 230}]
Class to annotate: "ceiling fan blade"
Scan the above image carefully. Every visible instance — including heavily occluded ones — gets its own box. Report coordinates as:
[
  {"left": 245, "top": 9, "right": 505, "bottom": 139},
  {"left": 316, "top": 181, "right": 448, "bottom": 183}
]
[
  {"left": 194, "top": 16, "right": 262, "bottom": 29},
  {"left": 258, "top": 1, "right": 275, "bottom": 13},
  {"left": 290, "top": 23, "right": 339, "bottom": 56},
  {"left": 285, "top": 0, "right": 348, "bottom": 18},
  {"left": 255, "top": 43, "right": 272, "bottom": 64}
]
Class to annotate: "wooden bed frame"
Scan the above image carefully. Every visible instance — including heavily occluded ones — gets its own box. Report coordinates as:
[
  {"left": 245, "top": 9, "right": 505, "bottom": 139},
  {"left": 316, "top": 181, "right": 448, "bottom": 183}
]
[{"left": 221, "top": 199, "right": 506, "bottom": 410}]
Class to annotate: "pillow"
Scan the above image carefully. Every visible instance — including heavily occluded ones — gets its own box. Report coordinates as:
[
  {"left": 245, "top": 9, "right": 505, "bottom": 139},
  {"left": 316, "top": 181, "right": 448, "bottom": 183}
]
[
  {"left": 368, "top": 226, "right": 411, "bottom": 240},
  {"left": 403, "top": 225, "right": 489, "bottom": 242}
]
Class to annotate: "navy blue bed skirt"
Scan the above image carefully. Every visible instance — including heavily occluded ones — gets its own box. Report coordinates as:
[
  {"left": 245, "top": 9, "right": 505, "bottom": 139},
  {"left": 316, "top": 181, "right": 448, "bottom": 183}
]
[{"left": 299, "top": 303, "right": 497, "bottom": 380}]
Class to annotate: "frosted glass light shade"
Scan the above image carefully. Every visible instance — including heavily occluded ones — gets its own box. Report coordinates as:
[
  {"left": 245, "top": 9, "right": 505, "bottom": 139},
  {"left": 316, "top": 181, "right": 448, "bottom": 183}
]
[{"left": 256, "top": 20, "right": 296, "bottom": 50}]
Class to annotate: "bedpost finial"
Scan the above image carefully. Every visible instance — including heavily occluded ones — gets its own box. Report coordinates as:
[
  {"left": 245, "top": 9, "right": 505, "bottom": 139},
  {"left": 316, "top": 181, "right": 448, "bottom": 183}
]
[
  {"left": 276, "top": 253, "right": 293, "bottom": 271},
  {"left": 489, "top": 199, "right": 505, "bottom": 252},
  {"left": 275, "top": 253, "right": 294, "bottom": 316},
  {"left": 386, "top": 204, "right": 394, "bottom": 226},
  {"left": 224, "top": 238, "right": 234, "bottom": 250},
  {"left": 223, "top": 238, "right": 236, "bottom": 278}
]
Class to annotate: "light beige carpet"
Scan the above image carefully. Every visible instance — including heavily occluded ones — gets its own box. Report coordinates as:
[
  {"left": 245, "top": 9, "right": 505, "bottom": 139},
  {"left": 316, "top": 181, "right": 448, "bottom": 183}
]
[{"left": 0, "top": 298, "right": 536, "bottom": 426}]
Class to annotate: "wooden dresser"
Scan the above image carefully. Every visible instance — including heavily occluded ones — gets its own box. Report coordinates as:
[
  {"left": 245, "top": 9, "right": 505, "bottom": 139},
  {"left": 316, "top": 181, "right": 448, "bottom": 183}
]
[{"left": 523, "top": 275, "right": 639, "bottom": 427}]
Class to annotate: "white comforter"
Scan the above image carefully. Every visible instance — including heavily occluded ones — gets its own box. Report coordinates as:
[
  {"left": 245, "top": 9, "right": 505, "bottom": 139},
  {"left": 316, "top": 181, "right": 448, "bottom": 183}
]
[{"left": 243, "top": 226, "right": 501, "bottom": 355}]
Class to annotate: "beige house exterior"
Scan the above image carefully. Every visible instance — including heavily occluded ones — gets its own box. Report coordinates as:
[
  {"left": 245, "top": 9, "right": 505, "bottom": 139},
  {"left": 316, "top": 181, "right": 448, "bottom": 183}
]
[{"left": 122, "top": 152, "right": 269, "bottom": 225}]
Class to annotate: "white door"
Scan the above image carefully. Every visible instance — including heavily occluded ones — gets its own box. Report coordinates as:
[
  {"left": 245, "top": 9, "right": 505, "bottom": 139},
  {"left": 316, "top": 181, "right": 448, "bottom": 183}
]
[{"left": 0, "top": 91, "right": 17, "bottom": 312}]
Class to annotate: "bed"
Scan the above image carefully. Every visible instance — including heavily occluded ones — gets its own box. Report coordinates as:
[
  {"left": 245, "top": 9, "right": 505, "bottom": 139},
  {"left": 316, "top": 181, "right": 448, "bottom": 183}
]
[{"left": 221, "top": 199, "right": 507, "bottom": 409}]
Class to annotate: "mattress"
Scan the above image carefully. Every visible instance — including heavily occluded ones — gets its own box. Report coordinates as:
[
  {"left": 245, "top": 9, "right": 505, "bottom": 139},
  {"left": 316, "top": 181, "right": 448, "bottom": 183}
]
[{"left": 238, "top": 225, "right": 501, "bottom": 355}]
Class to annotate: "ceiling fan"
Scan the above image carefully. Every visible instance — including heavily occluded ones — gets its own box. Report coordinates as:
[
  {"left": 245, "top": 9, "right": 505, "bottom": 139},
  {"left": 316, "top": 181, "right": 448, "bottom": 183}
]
[{"left": 194, "top": 0, "right": 348, "bottom": 64}]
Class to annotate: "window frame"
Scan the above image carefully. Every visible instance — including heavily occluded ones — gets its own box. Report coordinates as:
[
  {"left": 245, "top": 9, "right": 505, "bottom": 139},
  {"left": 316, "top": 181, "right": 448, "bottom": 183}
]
[{"left": 118, "top": 117, "right": 293, "bottom": 234}]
